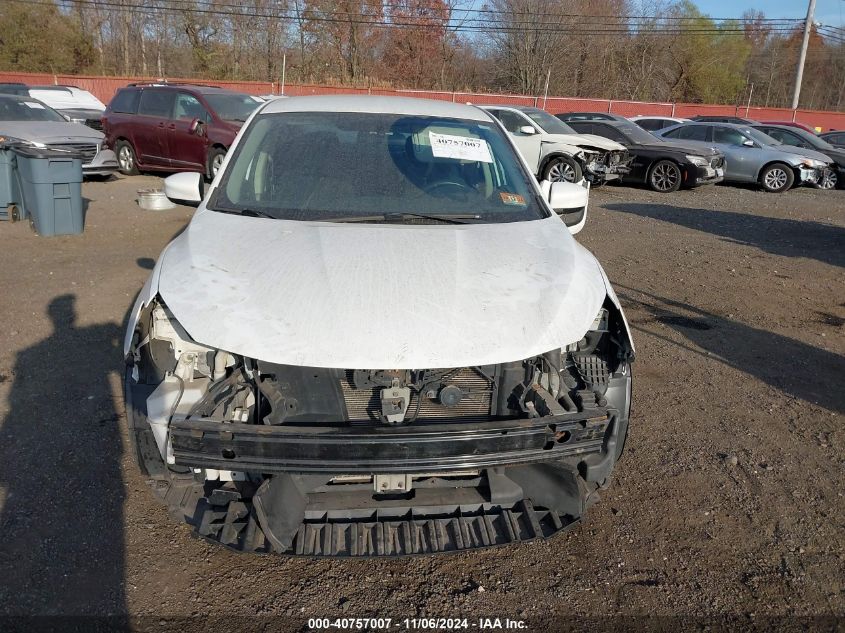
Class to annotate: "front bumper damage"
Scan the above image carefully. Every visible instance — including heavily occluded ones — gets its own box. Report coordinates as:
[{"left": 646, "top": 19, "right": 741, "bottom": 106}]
[
  {"left": 798, "top": 165, "right": 828, "bottom": 188},
  {"left": 584, "top": 149, "right": 632, "bottom": 183},
  {"left": 126, "top": 369, "right": 631, "bottom": 556},
  {"left": 688, "top": 155, "right": 725, "bottom": 187}
]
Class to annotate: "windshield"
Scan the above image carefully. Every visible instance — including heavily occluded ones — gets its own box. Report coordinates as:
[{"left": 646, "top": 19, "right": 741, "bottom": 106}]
[
  {"left": 204, "top": 93, "right": 261, "bottom": 122},
  {"left": 213, "top": 111, "right": 547, "bottom": 224},
  {"left": 520, "top": 108, "right": 577, "bottom": 134},
  {"left": 0, "top": 97, "right": 66, "bottom": 122},
  {"left": 741, "top": 127, "right": 783, "bottom": 146},
  {"left": 617, "top": 123, "right": 660, "bottom": 144},
  {"left": 793, "top": 129, "right": 835, "bottom": 150}
]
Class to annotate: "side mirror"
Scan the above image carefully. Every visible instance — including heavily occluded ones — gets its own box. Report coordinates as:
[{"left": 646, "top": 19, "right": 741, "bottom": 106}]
[
  {"left": 742, "top": 139, "right": 755, "bottom": 147},
  {"left": 543, "top": 179, "right": 590, "bottom": 235},
  {"left": 164, "top": 172, "right": 204, "bottom": 207},
  {"left": 518, "top": 125, "right": 537, "bottom": 135},
  {"left": 189, "top": 118, "right": 205, "bottom": 135}
]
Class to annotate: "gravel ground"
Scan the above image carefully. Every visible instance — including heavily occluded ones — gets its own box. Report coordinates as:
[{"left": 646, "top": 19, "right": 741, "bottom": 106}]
[{"left": 0, "top": 175, "right": 842, "bottom": 632}]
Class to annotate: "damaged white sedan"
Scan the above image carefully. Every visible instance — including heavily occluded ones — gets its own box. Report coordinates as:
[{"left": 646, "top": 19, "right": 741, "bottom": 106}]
[{"left": 124, "top": 96, "right": 634, "bottom": 556}]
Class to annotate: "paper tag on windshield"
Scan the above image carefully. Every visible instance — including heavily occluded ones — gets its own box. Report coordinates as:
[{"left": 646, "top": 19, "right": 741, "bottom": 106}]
[
  {"left": 429, "top": 132, "right": 493, "bottom": 163},
  {"left": 24, "top": 102, "right": 45, "bottom": 109}
]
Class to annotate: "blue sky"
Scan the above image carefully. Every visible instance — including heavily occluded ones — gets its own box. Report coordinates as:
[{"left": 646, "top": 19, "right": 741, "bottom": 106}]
[{"left": 692, "top": 0, "right": 844, "bottom": 25}]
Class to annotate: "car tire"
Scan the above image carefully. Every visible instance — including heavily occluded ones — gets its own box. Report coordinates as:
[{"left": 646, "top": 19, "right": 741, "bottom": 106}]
[
  {"left": 819, "top": 168, "right": 838, "bottom": 190},
  {"left": 543, "top": 155, "right": 582, "bottom": 183},
  {"left": 207, "top": 147, "right": 227, "bottom": 180},
  {"left": 115, "top": 140, "right": 139, "bottom": 176},
  {"left": 759, "top": 163, "right": 795, "bottom": 193},
  {"left": 647, "top": 160, "right": 682, "bottom": 193}
]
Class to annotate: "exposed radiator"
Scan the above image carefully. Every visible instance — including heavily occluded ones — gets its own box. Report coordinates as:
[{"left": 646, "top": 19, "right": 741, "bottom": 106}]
[{"left": 340, "top": 368, "right": 493, "bottom": 422}]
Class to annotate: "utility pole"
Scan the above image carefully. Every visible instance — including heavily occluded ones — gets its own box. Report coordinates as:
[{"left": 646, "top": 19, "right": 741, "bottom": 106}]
[{"left": 791, "top": 0, "right": 816, "bottom": 110}]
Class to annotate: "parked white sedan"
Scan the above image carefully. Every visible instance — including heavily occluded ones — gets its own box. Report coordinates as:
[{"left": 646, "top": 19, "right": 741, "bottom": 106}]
[{"left": 124, "top": 95, "right": 634, "bottom": 556}]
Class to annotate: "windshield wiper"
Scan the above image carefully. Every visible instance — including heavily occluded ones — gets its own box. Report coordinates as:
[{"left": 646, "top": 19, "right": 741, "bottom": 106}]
[
  {"left": 212, "top": 207, "right": 276, "bottom": 219},
  {"left": 327, "top": 213, "right": 479, "bottom": 225},
  {"left": 389, "top": 213, "right": 480, "bottom": 225}
]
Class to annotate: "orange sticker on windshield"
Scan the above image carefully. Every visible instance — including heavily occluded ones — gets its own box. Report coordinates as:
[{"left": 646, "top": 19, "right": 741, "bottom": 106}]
[{"left": 500, "top": 192, "right": 526, "bottom": 206}]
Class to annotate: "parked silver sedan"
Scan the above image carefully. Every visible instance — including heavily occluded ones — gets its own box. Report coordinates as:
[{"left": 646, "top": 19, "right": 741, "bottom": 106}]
[{"left": 658, "top": 122, "right": 832, "bottom": 193}]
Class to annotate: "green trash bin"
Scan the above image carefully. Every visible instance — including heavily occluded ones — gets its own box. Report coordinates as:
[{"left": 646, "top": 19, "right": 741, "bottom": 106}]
[
  {"left": 0, "top": 146, "right": 24, "bottom": 221},
  {"left": 13, "top": 146, "right": 84, "bottom": 236}
]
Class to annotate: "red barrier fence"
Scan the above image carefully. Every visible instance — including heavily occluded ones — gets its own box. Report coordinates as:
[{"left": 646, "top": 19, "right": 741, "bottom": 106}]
[{"left": 2, "top": 70, "right": 844, "bottom": 131}]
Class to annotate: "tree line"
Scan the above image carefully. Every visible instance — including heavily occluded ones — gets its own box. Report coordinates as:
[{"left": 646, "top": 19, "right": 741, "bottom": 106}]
[{"left": 0, "top": 0, "right": 843, "bottom": 111}]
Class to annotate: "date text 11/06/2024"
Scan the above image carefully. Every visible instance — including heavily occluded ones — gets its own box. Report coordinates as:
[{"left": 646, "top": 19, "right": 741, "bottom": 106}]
[{"left": 307, "top": 617, "right": 528, "bottom": 630}]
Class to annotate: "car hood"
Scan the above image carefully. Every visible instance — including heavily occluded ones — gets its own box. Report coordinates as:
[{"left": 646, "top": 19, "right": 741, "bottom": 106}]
[
  {"left": 643, "top": 138, "right": 722, "bottom": 156},
  {"left": 0, "top": 121, "right": 104, "bottom": 143},
  {"left": 542, "top": 132, "right": 626, "bottom": 152},
  {"left": 762, "top": 144, "right": 833, "bottom": 163},
  {"left": 151, "top": 209, "right": 609, "bottom": 369}
]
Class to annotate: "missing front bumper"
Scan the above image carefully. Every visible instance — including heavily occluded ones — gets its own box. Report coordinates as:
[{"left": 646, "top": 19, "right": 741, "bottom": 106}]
[{"left": 169, "top": 411, "right": 612, "bottom": 474}]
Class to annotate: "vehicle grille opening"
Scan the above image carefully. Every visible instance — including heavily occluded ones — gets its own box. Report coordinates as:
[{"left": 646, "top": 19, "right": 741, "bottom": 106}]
[
  {"left": 340, "top": 368, "right": 493, "bottom": 422},
  {"left": 47, "top": 142, "right": 98, "bottom": 163}
]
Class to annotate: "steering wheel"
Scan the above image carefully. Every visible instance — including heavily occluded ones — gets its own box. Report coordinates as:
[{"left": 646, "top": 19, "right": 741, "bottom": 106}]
[{"left": 423, "top": 180, "right": 475, "bottom": 199}]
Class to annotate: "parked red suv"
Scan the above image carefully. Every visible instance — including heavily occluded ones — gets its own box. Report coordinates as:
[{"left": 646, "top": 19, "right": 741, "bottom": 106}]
[{"left": 102, "top": 83, "right": 261, "bottom": 178}]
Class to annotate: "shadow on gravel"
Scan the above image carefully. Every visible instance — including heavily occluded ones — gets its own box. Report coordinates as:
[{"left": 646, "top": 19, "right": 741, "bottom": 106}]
[
  {"left": 619, "top": 286, "right": 845, "bottom": 414},
  {"left": 605, "top": 202, "right": 845, "bottom": 269},
  {"left": 0, "top": 295, "right": 126, "bottom": 617}
]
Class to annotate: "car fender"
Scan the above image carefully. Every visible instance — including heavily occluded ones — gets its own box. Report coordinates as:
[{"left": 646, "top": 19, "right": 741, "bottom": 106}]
[{"left": 123, "top": 243, "right": 175, "bottom": 356}]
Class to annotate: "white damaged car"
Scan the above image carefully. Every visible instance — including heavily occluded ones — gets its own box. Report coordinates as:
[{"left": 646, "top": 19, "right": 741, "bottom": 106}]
[
  {"left": 124, "top": 96, "right": 634, "bottom": 556},
  {"left": 481, "top": 105, "right": 632, "bottom": 185}
]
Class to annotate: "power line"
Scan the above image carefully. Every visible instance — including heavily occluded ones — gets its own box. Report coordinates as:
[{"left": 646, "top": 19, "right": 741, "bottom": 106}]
[{"left": 28, "top": 0, "right": 817, "bottom": 36}]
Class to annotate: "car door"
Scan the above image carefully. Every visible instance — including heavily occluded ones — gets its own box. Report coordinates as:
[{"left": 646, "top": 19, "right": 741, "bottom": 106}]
[
  {"left": 494, "top": 109, "right": 543, "bottom": 172},
  {"left": 135, "top": 89, "right": 176, "bottom": 166},
  {"left": 168, "top": 92, "right": 210, "bottom": 170},
  {"left": 711, "top": 126, "right": 758, "bottom": 181}
]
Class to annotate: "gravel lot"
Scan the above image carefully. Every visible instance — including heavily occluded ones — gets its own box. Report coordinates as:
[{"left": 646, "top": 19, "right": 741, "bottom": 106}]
[{"left": 0, "top": 175, "right": 842, "bottom": 631}]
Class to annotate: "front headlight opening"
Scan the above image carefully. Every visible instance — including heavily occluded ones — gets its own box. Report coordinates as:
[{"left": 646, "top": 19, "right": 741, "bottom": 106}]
[{"left": 686, "top": 155, "right": 709, "bottom": 167}]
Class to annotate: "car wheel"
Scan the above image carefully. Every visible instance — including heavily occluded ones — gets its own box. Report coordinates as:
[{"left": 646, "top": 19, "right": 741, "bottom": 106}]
[
  {"left": 647, "top": 160, "right": 681, "bottom": 193},
  {"left": 819, "top": 168, "right": 838, "bottom": 190},
  {"left": 207, "top": 147, "right": 227, "bottom": 180},
  {"left": 759, "top": 163, "right": 794, "bottom": 193},
  {"left": 115, "top": 140, "right": 139, "bottom": 176},
  {"left": 543, "top": 156, "right": 582, "bottom": 183}
]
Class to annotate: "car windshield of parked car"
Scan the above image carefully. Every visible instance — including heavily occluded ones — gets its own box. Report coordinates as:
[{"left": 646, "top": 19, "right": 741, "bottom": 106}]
[
  {"left": 616, "top": 123, "right": 659, "bottom": 144},
  {"left": 213, "top": 111, "right": 547, "bottom": 224},
  {"left": 739, "top": 126, "right": 782, "bottom": 146},
  {"left": 521, "top": 109, "right": 577, "bottom": 134},
  {"left": 0, "top": 97, "right": 65, "bottom": 122},
  {"left": 204, "top": 93, "right": 261, "bottom": 122}
]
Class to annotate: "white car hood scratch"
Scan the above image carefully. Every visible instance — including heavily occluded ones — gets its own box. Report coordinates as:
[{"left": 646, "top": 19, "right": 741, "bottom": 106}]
[{"left": 152, "top": 209, "right": 608, "bottom": 369}]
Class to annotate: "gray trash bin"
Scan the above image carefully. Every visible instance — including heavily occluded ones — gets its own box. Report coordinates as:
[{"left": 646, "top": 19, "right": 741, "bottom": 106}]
[
  {"left": 13, "top": 146, "right": 84, "bottom": 236},
  {"left": 0, "top": 146, "right": 23, "bottom": 221}
]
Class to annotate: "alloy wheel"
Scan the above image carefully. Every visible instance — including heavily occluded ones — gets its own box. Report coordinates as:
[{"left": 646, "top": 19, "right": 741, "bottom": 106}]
[
  {"left": 211, "top": 153, "right": 225, "bottom": 176},
  {"left": 652, "top": 163, "right": 680, "bottom": 191},
  {"left": 118, "top": 146, "right": 133, "bottom": 172},
  {"left": 764, "top": 168, "right": 789, "bottom": 191},
  {"left": 547, "top": 160, "right": 576, "bottom": 182},
  {"left": 819, "top": 169, "right": 837, "bottom": 190}
]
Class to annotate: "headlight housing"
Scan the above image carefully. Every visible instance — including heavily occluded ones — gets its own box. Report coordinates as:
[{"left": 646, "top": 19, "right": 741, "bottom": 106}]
[
  {"left": 686, "top": 155, "right": 710, "bottom": 167},
  {"left": 801, "top": 158, "right": 825, "bottom": 168},
  {"left": 0, "top": 136, "right": 46, "bottom": 148}
]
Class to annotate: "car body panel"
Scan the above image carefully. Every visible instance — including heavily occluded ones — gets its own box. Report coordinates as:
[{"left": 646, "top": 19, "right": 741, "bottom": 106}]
[
  {"left": 103, "top": 85, "right": 254, "bottom": 174},
  {"left": 146, "top": 209, "right": 607, "bottom": 370},
  {"left": 819, "top": 131, "right": 845, "bottom": 148},
  {"left": 659, "top": 122, "right": 831, "bottom": 183},
  {"left": 481, "top": 106, "right": 629, "bottom": 183},
  {"left": 565, "top": 119, "right": 724, "bottom": 188},
  {"left": 0, "top": 119, "right": 117, "bottom": 175}
]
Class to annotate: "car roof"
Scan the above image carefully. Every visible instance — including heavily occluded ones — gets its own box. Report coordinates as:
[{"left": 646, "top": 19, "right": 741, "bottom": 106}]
[{"left": 260, "top": 95, "right": 492, "bottom": 122}]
